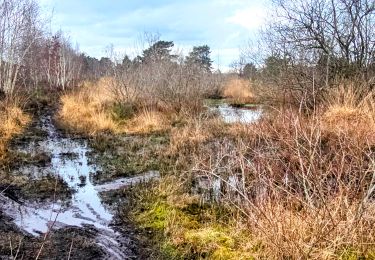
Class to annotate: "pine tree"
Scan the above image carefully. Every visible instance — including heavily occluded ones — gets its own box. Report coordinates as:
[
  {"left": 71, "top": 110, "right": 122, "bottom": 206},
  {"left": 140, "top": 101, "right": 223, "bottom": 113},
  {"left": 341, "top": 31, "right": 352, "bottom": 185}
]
[{"left": 186, "top": 45, "right": 212, "bottom": 72}]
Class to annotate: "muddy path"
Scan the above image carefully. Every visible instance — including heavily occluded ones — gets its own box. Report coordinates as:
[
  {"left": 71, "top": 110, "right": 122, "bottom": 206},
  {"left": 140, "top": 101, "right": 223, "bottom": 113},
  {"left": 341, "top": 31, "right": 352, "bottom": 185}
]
[{"left": 0, "top": 109, "right": 159, "bottom": 259}]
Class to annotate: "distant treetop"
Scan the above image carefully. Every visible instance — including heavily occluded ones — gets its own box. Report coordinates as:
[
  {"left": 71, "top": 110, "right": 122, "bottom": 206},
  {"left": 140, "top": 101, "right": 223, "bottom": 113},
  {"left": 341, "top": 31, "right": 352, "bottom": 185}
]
[
  {"left": 141, "top": 40, "right": 177, "bottom": 63},
  {"left": 186, "top": 45, "right": 213, "bottom": 72}
]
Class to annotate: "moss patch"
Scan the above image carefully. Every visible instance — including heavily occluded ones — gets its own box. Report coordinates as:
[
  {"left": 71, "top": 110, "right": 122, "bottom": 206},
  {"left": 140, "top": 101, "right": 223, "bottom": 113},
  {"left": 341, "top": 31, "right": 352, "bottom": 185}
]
[{"left": 123, "top": 179, "right": 256, "bottom": 259}]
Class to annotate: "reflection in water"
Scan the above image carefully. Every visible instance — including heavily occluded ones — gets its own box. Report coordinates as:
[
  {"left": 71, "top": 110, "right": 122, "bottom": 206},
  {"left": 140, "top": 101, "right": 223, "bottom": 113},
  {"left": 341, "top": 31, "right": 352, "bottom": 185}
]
[
  {"left": 211, "top": 104, "right": 262, "bottom": 124},
  {"left": 1, "top": 115, "right": 159, "bottom": 259},
  {"left": 5, "top": 115, "right": 113, "bottom": 235}
]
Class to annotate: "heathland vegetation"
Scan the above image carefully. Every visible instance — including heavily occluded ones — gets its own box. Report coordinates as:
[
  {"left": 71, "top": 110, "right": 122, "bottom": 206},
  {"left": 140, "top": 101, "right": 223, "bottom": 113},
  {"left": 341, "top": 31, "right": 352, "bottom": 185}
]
[{"left": 1, "top": 0, "right": 375, "bottom": 259}]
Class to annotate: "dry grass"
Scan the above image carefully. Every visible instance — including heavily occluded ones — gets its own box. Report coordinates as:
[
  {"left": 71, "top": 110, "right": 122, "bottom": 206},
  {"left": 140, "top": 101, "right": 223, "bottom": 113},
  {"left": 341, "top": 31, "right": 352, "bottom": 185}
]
[
  {"left": 322, "top": 84, "right": 375, "bottom": 141},
  {"left": 58, "top": 78, "right": 172, "bottom": 135},
  {"left": 169, "top": 117, "right": 223, "bottom": 154},
  {"left": 158, "top": 84, "right": 375, "bottom": 258},
  {"left": 222, "top": 78, "right": 254, "bottom": 104},
  {"left": 125, "top": 108, "right": 169, "bottom": 134},
  {"left": 0, "top": 101, "right": 30, "bottom": 160},
  {"left": 58, "top": 78, "right": 120, "bottom": 135},
  {"left": 59, "top": 77, "right": 375, "bottom": 258}
]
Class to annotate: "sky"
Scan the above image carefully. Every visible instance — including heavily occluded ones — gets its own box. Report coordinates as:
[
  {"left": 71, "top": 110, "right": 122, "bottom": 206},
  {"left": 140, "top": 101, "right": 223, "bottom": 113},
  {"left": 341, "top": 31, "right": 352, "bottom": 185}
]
[{"left": 38, "top": 0, "right": 268, "bottom": 71}]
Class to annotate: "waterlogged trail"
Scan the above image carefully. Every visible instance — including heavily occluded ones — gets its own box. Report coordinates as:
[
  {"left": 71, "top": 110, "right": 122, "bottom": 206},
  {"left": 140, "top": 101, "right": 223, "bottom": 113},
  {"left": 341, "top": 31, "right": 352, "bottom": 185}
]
[{"left": 0, "top": 112, "right": 159, "bottom": 259}]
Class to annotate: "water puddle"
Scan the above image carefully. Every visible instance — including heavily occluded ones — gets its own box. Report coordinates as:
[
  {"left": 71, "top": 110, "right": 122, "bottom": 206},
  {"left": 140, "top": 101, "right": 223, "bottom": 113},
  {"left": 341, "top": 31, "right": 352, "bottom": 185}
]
[
  {"left": 95, "top": 171, "right": 160, "bottom": 193},
  {"left": 209, "top": 103, "right": 262, "bottom": 124},
  {"left": 1, "top": 114, "right": 159, "bottom": 258}
]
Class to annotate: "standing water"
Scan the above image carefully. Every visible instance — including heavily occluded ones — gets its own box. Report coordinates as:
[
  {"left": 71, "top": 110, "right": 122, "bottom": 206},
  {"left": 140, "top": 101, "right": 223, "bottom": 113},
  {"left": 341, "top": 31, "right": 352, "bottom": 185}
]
[
  {"left": 194, "top": 101, "right": 262, "bottom": 201},
  {"left": 0, "top": 113, "right": 159, "bottom": 259},
  {"left": 216, "top": 104, "right": 262, "bottom": 123},
  {"left": 207, "top": 101, "right": 262, "bottom": 124}
]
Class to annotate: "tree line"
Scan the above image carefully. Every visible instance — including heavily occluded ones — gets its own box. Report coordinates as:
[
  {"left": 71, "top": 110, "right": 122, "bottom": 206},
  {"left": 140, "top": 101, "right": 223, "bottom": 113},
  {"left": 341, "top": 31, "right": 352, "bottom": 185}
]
[
  {"left": 0, "top": 0, "right": 214, "bottom": 98},
  {"left": 3, "top": 0, "right": 372, "bottom": 106}
]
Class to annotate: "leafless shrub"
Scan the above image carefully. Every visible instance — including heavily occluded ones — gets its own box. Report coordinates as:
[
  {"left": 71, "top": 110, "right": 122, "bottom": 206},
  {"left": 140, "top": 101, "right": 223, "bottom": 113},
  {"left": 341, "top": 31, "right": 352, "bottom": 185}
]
[
  {"left": 238, "top": 0, "right": 375, "bottom": 108},
  {"left": 172, "top": 100, "right": 375, "bottom": 258},
  {"left": 109, "top": 55, "right": 223, "bottom": 115}
]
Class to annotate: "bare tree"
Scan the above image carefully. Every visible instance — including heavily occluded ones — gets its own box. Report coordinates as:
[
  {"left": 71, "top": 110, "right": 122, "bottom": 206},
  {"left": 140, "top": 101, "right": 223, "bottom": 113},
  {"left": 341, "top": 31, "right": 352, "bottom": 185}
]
[
  {"left": 56, "top": 37, "right": 82, "bottom": 90},
  {"left": 263, "top": 0, "right": 375, "bottom": 105},
  {"left": 40, "top": 32, "right": 82, "bottom": 90},
  {"left": 0, "top": 0, "right": 42, "bottom": 95}
]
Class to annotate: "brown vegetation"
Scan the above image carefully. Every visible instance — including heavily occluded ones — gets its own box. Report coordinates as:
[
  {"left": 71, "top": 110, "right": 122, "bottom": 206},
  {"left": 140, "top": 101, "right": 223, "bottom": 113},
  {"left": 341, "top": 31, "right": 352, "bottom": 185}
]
[
  {"left": 57, "top": 62, "right": 375, "bottom": 259},
  {"left": 58, "top": 78, "right": 174, "bottom": 135},
  {"left": 154, "top": 84, "right": 375, "bottom": 259},
  {"left": 58, "top": 79, "right": 120, "bottom": 135},
  {"left": 1, "top": 0, "right": 374, "bottom": 258},
  {"left": 0, "top": 101, "right": 30, "bottom": 160},
  {"left": 322, "top": 83, "right": 375, "bottom": 140},
  {"left": 222, "top": 78, "right": 254, "bottom": 104}
]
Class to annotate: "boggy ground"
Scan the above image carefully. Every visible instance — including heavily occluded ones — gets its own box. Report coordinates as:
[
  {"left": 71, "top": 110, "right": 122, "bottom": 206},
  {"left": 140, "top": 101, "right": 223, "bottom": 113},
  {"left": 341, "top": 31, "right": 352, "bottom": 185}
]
[
  {"left": 0, "top": 97, "right": 159, "bottom": 259},
  {"left": 0, "top": 100, "right": 104, "bottom": 259},
  {"left": 55, "top": 83, "right": 265, "bottom": 259},
  {"left": 56, "top": 79, "right": 375, "bottom": 259},
  {"left": 4, "top": 80, "right": 375, "bottom": 259}
]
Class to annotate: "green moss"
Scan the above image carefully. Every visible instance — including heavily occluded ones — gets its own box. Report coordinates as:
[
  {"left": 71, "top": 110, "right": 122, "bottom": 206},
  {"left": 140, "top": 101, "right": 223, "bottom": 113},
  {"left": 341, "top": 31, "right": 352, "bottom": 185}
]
[
  {"left": 138, "top": 202, "right": 171, "bottom": 230},
  {"left": 184, "top": 227, "right": 235, "bottom": 254},
  {"left": 129, "top": 185, "right": 255, "bottom": 259},
  {"left": 161, "top": 242, "right": 183, "bottom": 259},
  {"left": 212, "top": 247, "right": 255, "bottom": 260}
]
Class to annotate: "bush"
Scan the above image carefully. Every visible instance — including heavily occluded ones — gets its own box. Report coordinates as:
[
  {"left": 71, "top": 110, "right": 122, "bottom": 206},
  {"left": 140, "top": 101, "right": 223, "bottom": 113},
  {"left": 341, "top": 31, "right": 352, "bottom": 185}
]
[
  {"left": 111, "top": 59, "right": 222, "bottom": 115},
  {"left": 111, "top": 102, "right": 136, "bottom": 121},
  {"left": 166, "top": 85, "right": 375, "bottom": 258}
]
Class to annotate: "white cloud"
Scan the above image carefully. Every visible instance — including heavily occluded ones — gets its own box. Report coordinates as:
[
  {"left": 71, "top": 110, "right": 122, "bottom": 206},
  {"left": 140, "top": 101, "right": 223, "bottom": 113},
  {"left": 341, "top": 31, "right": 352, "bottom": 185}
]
[
  {"left": 36, "top": 0, "right": 269, "bottom": 67},
  {"left": 226, "top": 7, "right": 266, "bottom": 31}
]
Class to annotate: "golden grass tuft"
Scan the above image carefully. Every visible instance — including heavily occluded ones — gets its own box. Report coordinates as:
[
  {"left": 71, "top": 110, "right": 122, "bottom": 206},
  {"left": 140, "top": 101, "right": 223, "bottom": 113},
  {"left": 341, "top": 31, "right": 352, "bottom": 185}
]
[
  {"left": 0, "top": 102, "right": 30, "bottom": 159},
  {"left": 169, "top": 117, "right": 225, "bottom": 154},
  {"left": 322, "top": 84, "right": 375, "bottom": 140},
  {"left": 222, "top": 78, "right": 254, "bottom": 104},
  {"left": 125, "top": 108, "right": 168, "bottom": 134},
  {"left": 58, "top": 78, "right": 172, "bottom": 135},
  {"left": 59, "top": 88, "right": 119, "bottom": 135}
]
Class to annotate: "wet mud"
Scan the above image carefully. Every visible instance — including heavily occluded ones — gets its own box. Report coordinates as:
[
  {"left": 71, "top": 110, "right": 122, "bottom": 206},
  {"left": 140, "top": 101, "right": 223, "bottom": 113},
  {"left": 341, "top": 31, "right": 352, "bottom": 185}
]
[{"left": 0, "top": 110, "right": 159, "bottom": 259}]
